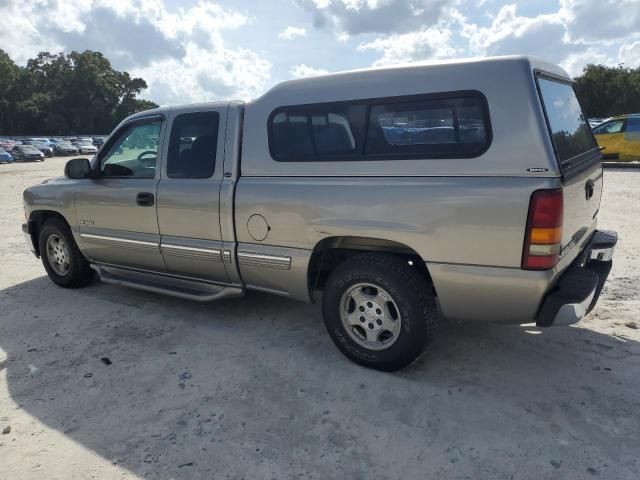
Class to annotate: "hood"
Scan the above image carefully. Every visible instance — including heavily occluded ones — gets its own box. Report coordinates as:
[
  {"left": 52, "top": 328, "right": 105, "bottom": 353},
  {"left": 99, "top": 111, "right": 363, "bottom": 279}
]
[{"left": 40, "top": 176, "right": 67, "bottom": 185}]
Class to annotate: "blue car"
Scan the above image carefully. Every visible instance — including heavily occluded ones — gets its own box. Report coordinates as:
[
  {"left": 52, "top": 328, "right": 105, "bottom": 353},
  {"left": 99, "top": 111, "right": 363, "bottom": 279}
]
[{"left": 0, "top": 148, "right": 14, "bottom": 164}]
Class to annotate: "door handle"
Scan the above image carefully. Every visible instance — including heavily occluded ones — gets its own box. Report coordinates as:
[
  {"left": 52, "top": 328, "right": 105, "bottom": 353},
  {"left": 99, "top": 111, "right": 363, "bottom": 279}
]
[{"left": 136, "top": 192, "right": 155, "bottom": 207}]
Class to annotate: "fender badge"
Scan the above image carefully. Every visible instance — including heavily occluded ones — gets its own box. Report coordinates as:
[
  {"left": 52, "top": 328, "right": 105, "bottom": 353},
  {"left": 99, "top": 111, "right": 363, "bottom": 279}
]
[{"left": 527, "top": 167, "right": 549, "bottom": 173}]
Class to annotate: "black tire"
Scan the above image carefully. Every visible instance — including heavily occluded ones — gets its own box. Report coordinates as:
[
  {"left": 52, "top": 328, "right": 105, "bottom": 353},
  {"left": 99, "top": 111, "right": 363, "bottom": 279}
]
[
  {"left": 322, "top": 253, "right": 438, "bottom": 371},
  {"left": 38, "top": 218, "right": 94, "bottom": 288}
]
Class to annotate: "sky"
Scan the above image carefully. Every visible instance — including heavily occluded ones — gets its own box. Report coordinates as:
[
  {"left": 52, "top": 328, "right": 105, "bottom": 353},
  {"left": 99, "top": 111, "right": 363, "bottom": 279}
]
[{"left": 0, "top": 0, "right": 639, "bottom": 106}]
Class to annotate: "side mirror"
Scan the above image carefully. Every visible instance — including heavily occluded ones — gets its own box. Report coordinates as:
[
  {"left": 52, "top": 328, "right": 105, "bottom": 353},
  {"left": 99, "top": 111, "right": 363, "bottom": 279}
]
[{"left": 64, "top": 158, "right": 92, "bottom": 179}]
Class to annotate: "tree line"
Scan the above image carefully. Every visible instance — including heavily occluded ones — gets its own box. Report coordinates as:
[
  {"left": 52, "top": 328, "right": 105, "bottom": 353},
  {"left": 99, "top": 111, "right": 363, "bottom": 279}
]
[
  {"left": 1, "top": 48, "right": 639, "bottom": 136},
  {"left": 0, "top": 49, "right": 158, "bottom": 136},
  {"left": 573, "top": 64, "right": 640, "bottom": 118}
]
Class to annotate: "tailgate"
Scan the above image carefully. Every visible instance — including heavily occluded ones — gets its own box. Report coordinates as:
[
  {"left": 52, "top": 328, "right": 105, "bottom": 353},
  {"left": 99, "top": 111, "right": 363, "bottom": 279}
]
[
  {"left": 535, "top": 73, "right": 603, "bottom": 265},
  {"left": 560, "top": 161, "right": 602, "bottom": 263}
]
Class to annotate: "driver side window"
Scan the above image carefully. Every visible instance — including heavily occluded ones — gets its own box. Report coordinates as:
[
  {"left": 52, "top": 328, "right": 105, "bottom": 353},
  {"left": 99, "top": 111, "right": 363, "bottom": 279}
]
[
  {"left": 100, "top": 121, "right": 161, "bottom": 178},
  {"left": 593, "top": 120, "right": 624, "bottom": 135}
]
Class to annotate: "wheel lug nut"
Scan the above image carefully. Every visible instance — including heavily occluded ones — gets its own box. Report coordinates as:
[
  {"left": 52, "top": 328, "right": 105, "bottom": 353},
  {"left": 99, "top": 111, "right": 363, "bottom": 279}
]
[
  {"left": 376, "top": 319, "right": 382, "bottom": 325},
  {"left": 376, "top": 308, "right": 382, "bottom": 314},
  {"left": 368, "top": 323, "right": 374, "bottom": 329},
  {"left": 367, "top": 302, "right": 373, "bottom": 308},
  {"left": 359, "top": 316, "right": 365, "bottom": 322},
  {"left": 359, "top": 306, "right": 365, "bottom": 312}
]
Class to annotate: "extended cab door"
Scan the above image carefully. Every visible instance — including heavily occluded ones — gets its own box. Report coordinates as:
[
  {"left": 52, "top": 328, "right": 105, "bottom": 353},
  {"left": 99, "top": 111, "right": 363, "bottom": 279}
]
[
  {"left": 156, "top": 106, "right": 228, "bottom": 282},
  {"left": 75, "top": 115, "right": 166, "bottom": 271},
  {"left": 621, "top": 116, "right": 640, "bottom": 161},
  {"left": 593, "top": 119, "right": 625, "bottom": 160}
]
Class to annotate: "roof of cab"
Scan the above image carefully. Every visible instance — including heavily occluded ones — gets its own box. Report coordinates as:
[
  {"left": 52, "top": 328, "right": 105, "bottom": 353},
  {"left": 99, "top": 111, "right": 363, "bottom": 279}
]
[{"left": 126, "top": 100, "right": 240, "bottom": 121}]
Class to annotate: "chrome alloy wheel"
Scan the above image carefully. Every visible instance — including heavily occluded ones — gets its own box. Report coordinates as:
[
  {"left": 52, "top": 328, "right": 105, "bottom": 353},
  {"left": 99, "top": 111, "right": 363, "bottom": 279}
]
[
  {"left": 339, "top": 283, "right": 402, "bottom": 351},
  {"left": 46, "top": 234, "right": 70, "bottom": 276}
]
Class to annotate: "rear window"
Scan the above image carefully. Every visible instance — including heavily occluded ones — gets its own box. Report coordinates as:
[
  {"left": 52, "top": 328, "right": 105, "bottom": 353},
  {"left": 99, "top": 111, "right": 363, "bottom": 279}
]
[
  {"left": 268, "top": 91, "right": 491, "bottom": 162},
  {"left": 537, "top": 76, "right": 598, "bottom": 169}
]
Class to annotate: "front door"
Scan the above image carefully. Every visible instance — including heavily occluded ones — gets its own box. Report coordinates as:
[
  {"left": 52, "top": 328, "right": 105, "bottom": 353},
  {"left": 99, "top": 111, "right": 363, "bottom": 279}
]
[
  {"left": 621, "top": 116, "right": 640, "bottom": 161},
  {"left": 156, "top": 107, "right": 228, "bottom": 282},
  {"left": 593, "top": 119, "right": 625, "bottom": 160},
  {"left": 75, "top": 116, "right": 166, "bottom": 271}
]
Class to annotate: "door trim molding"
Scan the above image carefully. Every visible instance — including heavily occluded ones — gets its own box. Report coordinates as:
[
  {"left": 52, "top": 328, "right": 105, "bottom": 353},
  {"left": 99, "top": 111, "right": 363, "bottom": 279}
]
[
  {"left": 80, "top": 233, "right": 158, "bottom": 248},
  {"left": 161, "top": 243, "right": 222, "bottom": 262},
  {"left": 237, "top": 251, "right": 292, "bottom": 270}
]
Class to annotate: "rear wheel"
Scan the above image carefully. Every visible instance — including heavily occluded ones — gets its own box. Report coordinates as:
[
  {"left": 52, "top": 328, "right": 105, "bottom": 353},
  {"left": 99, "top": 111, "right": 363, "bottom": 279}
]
[
  {"left": 322, "top": 253, "right": 438, "bottom": 371},
  {"left": 39, "top": 218, "right": 94, "bottom": 288}
]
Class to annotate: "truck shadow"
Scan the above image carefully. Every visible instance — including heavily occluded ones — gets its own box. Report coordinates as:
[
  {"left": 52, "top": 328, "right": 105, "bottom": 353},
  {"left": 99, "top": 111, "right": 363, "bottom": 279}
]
[{"left": 1, "top": 276, "right": 639, "bottom": 479}]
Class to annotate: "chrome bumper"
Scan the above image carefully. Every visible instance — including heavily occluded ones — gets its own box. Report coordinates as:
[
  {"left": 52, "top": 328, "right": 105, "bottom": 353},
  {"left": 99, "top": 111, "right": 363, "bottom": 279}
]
[{"left": 537, "top": 230, "right": 617, "bottom": 327}]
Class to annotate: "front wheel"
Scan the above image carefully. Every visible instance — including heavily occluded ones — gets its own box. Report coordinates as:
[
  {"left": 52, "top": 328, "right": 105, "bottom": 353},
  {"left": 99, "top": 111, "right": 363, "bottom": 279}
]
[
  {"left": 322, "top": 253, "right": 438, "bottom": 371},
  {"left": 39, "top": 218, "right": 94, "bottom": 288}
]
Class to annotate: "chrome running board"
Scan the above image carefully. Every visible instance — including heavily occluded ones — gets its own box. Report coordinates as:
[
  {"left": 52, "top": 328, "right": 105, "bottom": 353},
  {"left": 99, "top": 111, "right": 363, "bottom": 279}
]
[{"left": 91, "top": 264, "right": 244, "bottom": 302}]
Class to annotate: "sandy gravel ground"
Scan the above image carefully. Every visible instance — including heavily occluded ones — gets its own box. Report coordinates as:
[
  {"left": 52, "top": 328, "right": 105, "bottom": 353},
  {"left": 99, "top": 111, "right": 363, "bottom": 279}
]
[{"left": 0, "top": 158, "right": 638, "bottom": 479}]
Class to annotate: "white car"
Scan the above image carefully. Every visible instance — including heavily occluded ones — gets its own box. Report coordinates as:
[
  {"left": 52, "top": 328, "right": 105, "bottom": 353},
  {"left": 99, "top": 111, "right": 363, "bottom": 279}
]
[{"left": 76, "top": 143, "right": 98, "bottom": 154}]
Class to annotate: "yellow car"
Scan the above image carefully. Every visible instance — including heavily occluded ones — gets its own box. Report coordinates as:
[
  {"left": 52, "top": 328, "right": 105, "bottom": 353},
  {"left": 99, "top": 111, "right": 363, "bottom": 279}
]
[{"left": 592, "top": 114, "right": 640, "bottom": 161}]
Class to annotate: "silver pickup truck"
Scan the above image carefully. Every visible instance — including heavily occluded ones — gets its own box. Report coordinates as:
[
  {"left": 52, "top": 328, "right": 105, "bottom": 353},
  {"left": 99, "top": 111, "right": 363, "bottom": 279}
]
[{"left": 22, "top": 56, "right": 617, "bottom": 371}]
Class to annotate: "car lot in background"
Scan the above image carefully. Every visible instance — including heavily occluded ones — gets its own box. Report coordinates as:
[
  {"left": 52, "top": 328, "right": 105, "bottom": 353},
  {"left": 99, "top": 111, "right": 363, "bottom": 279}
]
[
  {"left": 0, "top": 147, "right": 14, "bottom": 163},
  {"left": 593, "top": 114, "right": 640, "bottom": 161}
]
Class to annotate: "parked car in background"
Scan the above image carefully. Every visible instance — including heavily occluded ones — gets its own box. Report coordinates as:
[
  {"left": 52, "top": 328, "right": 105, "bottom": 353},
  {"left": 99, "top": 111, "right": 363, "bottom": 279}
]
[
  {"left": 593, "top": 114, "right": 640, "bottom": 161},
  {"left": 1, "top": 140, "right": 16, "bottom": 150},
  {"left": 11, "top": 145, "right": 44, "bottom": 161},
  {"left": 0, "top": 148, "right": 14, "bottom": 163},
  {"left": 53, "top": 142, "right": 79, "bottom": 156},
  {"left": 26, "top": 138, "right": 53, "bottom": 147},
  {"left": 92, "top": 137, "right": 105, "bottom": 147},
  {"left": 31, "top": 142, "right": 54, "bottom": 157},
  {"left": 72, "top": 139, "right": 98, "bottom": 154},
  {"left": 588, "top": 118, "right": 607, "bottom": 128}
]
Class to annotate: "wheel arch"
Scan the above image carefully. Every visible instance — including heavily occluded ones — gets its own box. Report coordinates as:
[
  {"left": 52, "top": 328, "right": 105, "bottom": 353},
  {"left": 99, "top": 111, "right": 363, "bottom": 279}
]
[
  {"left": 307, "top": 236, "right": 434, "bottom": 300},
  {"left": 28, "top": 210, "right": 72, "bottom": 257}
]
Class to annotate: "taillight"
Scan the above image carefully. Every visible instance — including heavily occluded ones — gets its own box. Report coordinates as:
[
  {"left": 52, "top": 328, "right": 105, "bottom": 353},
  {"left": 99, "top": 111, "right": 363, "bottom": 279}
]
[{"left": 522, "top": 189, "right": 563, "bottom": 270}]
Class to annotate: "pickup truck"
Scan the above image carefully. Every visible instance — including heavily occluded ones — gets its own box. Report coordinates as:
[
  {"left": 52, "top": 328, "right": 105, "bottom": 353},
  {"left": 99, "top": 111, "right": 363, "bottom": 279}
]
[{"left": 22, "top": 56, "right": 617, "bottom": 371}]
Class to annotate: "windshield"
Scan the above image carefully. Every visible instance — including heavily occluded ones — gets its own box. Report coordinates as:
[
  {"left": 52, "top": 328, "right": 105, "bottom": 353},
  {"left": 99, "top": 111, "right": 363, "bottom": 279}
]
[
  {"left": 537, "top": 76, "right": 597, "bottom": 163},
  {"left": 22, "top": 146, "right": 40, "bottom": 153}
]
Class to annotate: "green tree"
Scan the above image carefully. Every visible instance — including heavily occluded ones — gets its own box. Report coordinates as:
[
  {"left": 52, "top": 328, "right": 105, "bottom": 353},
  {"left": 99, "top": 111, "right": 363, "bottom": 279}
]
[
  {"left": 574, "top": 64, "right": 640, "bottom": 118},
  {"left": 0, "top": 49, "right": 158, "bottom": 135},
  {"left": 0, "top": 50, "right": 22, "bottom": 134}
]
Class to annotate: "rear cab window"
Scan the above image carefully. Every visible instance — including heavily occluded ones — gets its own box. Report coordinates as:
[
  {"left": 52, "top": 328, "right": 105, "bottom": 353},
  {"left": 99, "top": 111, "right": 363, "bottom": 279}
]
[
  {"left": 167, "top": 111, "right": 219, "bottom": 179},
  {"left": 536, "top": 74, "right": 600, "bottom": 177}
]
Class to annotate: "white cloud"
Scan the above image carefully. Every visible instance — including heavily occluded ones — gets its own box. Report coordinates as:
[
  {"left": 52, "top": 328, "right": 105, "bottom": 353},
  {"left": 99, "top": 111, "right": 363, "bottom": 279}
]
[
  {"left": 358, "top": 26, "right": 459, "bottom": 66},
  {"left": 619, "top": 41, "right": 640, "bottom": 68},
  {"left": 560, "top": 0, "right": 640, "bottom": 44},
  {"left": 463, "top": 5, "right": 571, "bottom": 62},
  {"left": 290, "top": 64, "right": 329, "bottom": 78},
  {"left": 298, "top": 0, "right": 455, "bottom": 36},
  {"left": 561, "top": 48, "right": 613, "bottom": 77},
  {"left": 279, "top": 26, "right": 308, "bottom": 40}
]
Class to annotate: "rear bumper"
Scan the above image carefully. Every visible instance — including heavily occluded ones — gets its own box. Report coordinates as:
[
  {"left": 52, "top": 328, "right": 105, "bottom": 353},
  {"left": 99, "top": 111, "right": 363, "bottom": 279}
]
[{"left": 537, "top": 230, "right": 617, "bottom": 327}]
